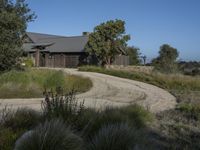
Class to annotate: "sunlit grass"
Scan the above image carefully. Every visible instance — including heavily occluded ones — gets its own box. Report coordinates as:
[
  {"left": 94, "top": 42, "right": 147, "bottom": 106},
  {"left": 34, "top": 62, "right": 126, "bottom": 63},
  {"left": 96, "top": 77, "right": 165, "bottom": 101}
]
[
  {"left": 79, "top": 66, "right": 200, "bottom": 91},
  {"left": 0, "top": 69, "right": 92, "bottom": 98}
]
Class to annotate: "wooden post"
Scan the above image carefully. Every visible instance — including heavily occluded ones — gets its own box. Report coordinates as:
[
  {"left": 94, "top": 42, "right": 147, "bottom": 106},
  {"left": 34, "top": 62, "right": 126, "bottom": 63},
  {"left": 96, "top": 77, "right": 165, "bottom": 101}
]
[{"left": 35, "top": 49, "right": 40, "bottom": 67}]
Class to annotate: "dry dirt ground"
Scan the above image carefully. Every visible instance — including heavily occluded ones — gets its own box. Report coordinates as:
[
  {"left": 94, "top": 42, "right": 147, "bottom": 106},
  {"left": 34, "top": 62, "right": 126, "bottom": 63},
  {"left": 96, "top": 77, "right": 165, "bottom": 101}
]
[{"left": 0, "top": 68, "right": 177, "bottom": 113}]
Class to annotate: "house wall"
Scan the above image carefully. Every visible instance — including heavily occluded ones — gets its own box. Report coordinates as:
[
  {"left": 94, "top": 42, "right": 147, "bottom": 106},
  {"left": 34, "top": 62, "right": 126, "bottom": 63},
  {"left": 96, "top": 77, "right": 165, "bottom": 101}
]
[
  {"left": 29, "top": 52, "right": 130, "bottom": 68},
  {"left": 43, "top": 53, "right": 85, "bottom": 68}
]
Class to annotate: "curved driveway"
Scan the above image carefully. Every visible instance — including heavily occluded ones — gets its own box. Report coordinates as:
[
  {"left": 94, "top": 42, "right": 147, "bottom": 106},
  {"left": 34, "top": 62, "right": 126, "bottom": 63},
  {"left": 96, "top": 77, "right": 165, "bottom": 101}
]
[{"left": 0, "top": 69, "right": 177, "bottom": 113}]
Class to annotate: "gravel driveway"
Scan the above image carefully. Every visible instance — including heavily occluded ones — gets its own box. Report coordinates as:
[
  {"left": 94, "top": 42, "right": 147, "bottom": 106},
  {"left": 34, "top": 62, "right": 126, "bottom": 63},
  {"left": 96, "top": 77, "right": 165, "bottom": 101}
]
[{"left": 0, "top": 68, "right": 177, "bottom": 113}]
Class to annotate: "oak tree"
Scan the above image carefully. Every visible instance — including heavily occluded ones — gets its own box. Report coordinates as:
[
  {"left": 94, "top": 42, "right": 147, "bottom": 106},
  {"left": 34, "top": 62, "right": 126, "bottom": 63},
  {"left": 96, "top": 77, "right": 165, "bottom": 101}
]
[
  {"left": 152, "top": 44, "right": 179, "bottom": 72},
  {"left": 126, "top": 46, "right": 141, "bottom": 65},
  {"left": 85, "top": 19, "right": 130, "bottom": 66}
]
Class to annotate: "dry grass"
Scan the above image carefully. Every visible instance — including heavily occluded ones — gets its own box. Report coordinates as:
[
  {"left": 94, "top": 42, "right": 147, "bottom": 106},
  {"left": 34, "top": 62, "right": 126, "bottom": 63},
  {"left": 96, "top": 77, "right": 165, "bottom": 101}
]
[{"left": 79, "top": 66, "right": 200, "bottom": 91}]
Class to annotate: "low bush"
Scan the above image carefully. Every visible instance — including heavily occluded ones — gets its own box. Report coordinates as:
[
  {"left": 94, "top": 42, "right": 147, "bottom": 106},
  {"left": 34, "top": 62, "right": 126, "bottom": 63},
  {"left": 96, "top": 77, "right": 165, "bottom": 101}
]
[
  {"left": 87, "top": 123, "right": 145, "bottom": 150},
  {"left": 14, "top": 119, "right": 83, "bottom": 150},
  {"left": 177, "top": 103, "right": 200, "bottom": 121},
  {"left": 3, "top": 108, "right": 41, "bottom": 131},
  {"left": 75, "top": 108, "right": 98, "bottom": 132},
  {"left": 43, "top": 70, "right": 65, "bottom": 90},
  {"left": 120, "top": 105, "right": 153, "bottom": 128},
  {"left": 65, "top": 75, "right": 93, "bottom": 94},
  {"left": 157, "top": 122, "right": 200, "bottom": 149},
  {"left": 0, "top": 106, "right": 42, "bottom": 150},
  {"left": 0, "top": 127, "right": 20, "bottom": 150},
  {"left": 22, "top": 58, "right": 34, "bottom": 68}
]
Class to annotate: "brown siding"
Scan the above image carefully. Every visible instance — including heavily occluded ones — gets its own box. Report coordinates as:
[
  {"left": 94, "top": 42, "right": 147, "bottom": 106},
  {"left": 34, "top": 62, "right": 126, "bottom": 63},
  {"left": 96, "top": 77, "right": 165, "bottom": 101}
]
[
  {"left": 43, "top": 53, "right": 82, "bottom": 68},
  {"left": 32, "top": 52, "right": 129, "bottom": 68},
  {"left": 65, "top": 55, "right": 79, "bottom": 68},
  {"left": 112, "top": 55, "right": 130, "bottom": 66}
]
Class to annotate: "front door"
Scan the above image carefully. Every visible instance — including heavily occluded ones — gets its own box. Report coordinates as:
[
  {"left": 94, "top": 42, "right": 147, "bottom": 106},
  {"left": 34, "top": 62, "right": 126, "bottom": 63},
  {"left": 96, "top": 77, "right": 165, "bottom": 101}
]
[{"left": 39, "top": 53, "right": 46, "bottom": 67}]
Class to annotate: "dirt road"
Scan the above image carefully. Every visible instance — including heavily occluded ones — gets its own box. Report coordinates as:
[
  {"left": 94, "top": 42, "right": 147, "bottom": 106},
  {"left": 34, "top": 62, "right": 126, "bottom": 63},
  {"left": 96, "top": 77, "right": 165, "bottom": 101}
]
[{"left": 0, "top": 69, "right": 177, "bottom": 113}]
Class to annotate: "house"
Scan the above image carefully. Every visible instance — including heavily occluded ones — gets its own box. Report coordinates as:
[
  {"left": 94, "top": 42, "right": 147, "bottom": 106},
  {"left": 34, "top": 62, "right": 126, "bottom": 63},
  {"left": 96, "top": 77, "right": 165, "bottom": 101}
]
[{"left": 23, "top": 32, "right": 130, "bottom": 68}]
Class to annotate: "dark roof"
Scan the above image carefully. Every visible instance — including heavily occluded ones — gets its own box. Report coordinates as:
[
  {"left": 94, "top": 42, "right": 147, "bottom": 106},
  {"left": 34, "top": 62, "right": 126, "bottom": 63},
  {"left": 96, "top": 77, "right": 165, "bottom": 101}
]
[{"left": 23, "top": 32, "right": 88, "bottom": 53}]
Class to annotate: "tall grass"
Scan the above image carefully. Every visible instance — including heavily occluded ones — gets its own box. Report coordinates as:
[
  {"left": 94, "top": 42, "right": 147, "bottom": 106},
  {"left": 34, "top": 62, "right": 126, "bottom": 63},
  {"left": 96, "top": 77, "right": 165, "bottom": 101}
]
[
  {"left": 42, "top": 90, "right": 85, "bottom": 129},
  {"left": 0, "top": 69, "right": 92, "bottom": 98}
]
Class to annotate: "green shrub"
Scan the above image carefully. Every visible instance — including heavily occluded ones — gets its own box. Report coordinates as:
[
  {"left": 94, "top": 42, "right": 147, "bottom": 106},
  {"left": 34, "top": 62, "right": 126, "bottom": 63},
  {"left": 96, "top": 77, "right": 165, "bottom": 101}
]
[
  {"left": 14, "top": 119, "right": 83, "bottom": 150},
  {"left": 0, "top": 127, "right": 19, "bottom": 150},
  {"left": 0, "top": 107, "right": 40, "bottom": 150},
  {"left": 87, "top": 123, "right": 145, "bottom": 150},
  {"left": 22, "top": 58, "right": 34, "bottom": 68},
  {"left": 120, "top": 105, "right": 153, "bottom": 128},
  {"left": 43, "top": 70, "right": 65, "bottom": 90},
  {"left": 65, "top": 75, "right": 93, "bottom": 94},
  {"left": 177, "top": 103, "right": 200, "bottom": 121},
  {"left": 3, "top": 108, "right": 41, "bottom": 131}
]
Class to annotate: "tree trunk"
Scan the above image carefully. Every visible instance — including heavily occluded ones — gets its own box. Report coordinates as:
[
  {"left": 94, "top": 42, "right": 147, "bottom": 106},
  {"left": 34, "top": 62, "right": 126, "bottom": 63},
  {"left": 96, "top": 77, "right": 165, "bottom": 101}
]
[{"left": 105, "top": 57, "right": 112, "bottom": 69}]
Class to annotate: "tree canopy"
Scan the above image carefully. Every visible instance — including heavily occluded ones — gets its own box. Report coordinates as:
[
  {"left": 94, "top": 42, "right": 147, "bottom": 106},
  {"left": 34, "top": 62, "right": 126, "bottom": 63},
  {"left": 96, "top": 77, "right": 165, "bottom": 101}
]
[
  {"left": 0, "top": 0, "right": 36, "bottom": 71},
  {"left": 152, "top": 44, "right": 179, "bottom": 73},
  {"left": 126, "top": 46, "right": 141, "bottom": 65},
  {"left": 85, "top": 19, "right": 130, "bottom": 66}
]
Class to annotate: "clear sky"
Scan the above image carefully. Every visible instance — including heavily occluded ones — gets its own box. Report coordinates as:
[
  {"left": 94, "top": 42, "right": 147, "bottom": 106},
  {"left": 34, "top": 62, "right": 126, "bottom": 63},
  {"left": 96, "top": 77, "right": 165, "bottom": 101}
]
[{"left": 27, "top": 0, "right": 200, "bottom": 62}]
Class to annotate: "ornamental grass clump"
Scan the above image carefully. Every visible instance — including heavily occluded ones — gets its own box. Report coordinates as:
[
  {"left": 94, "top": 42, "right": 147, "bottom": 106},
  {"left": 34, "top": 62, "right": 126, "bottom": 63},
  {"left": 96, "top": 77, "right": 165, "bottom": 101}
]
[
  {"left": 83, "top": 105, "right": 153, "bottom": 138},
  {"left": 87, "top": 123, "right": 145, "bottom": 150},
  {"left": 14, "top": 119, "right": 83, "bottom": 150},
  {"left": 3, "top": 108, "right": 41, "bottom": 131}
]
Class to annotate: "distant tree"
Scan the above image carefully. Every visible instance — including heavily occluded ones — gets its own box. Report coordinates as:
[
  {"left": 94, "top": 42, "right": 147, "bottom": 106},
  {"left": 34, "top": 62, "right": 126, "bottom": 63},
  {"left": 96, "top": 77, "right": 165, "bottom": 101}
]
[
  {"left": 178, "top": 61, "right": 200, "bottom": 76},
  {"left": 85, "top": 19, "right": 130, "bottom": 66},
  {"left": 0, "top": 0, "right": 36, "bottom": 71},
  {"left": 152, "top": 44, "right": 179, "bottom": 73},
  {"left": 126, "top": 46, "right": 141, "bottom": 65}
]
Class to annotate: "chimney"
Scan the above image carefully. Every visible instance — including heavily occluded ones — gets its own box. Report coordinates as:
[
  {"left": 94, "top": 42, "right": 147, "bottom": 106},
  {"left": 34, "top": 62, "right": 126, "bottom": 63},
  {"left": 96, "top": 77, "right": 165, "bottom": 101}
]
[{"left": 82, "top": 32, "right": 90, "bottom": 36}]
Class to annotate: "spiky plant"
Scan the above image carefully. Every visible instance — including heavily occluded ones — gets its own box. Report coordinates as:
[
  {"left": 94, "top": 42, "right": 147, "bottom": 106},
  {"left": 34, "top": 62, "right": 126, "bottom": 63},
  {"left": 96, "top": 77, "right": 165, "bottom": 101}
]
[{"left": 42, "top": 90, "right": 85, "bottom": 130}]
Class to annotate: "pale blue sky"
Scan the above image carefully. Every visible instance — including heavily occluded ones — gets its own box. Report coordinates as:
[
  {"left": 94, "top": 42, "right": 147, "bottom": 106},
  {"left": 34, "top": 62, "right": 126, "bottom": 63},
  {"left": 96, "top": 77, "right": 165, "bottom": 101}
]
[{"left": 27, "top": 0, "right": 200, "bottom": 61}]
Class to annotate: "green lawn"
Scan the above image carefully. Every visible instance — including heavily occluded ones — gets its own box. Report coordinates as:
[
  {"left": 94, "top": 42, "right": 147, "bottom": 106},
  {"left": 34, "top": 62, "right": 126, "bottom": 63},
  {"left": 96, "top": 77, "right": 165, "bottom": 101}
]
[{"left": 0, "top": 69, "right": 92, "bottom": 98}]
